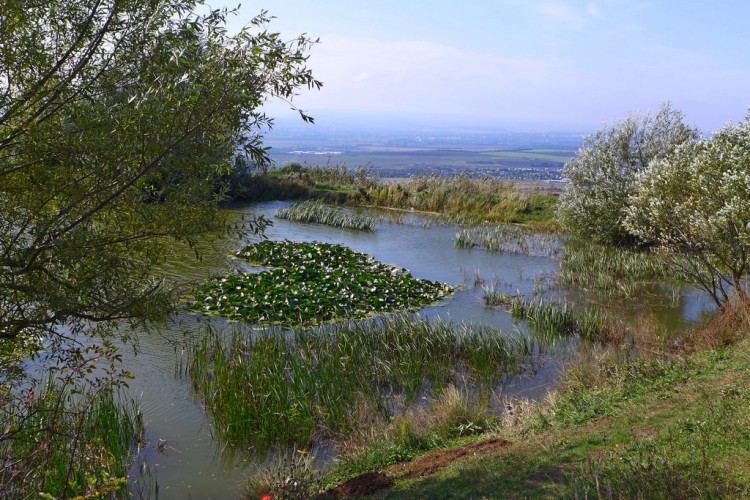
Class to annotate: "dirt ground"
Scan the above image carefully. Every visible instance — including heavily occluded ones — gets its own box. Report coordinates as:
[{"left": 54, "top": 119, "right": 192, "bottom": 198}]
[{"left": 321, "top": 437, "right": 511, "bottom": 498}]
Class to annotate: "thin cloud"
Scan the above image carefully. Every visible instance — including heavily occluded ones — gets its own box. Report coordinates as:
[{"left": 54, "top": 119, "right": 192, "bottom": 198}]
[{"left": 534, "top": 2, "right": 586, "bottom": 27}]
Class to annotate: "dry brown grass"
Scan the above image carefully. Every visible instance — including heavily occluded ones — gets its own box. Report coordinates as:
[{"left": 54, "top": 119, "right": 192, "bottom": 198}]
[{"left": 673, "top": 299, "right": 750, "bottom": 354}]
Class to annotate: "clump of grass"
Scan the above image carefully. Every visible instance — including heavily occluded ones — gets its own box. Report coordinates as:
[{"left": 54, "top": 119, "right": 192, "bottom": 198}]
[
  {"left": 456, "top": 224, "right": 564, "bottom": 258},
  {"left": 559, "top": 240, "right": 670, "bottom": 297},
  {"left": 482, "top": 281, "right": 512, "bottom": 307},
  {"left": 243, "top": 449, "right": 322, "bottom": 500},
  {"left": 275, "top": 200, "right": 380, "bottom": 231},
  {"left": 190, "top": 240, "right": 453, "bottom": 326},
  {"left": 185, "top": 316, "right": 533, "bottom": 451},
  {"left": 513, "top": 298, "right": 612, "bottom": 342},
  {"left": 524, "top": 300, "right": 578, "bottom": 337},
  {"left": 481, "top": 280, "right": 520, "bottom": 309},
  {"left": 0, "top": 380, "right": 143, "bottom": 498}
]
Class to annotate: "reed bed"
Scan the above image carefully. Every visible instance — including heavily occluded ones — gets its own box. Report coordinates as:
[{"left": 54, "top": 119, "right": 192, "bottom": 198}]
[
  {"left": 185, "top": 315, "right": 534, "bottom": 451},
  {"left": 513, "top": 298, "right": 611, "bottom": 342},
  {"left": 275, "top": 200, "right": 380, "bottom": 231},
  {"left": 365, "top": 174, "right": 559, "bottom": 228},
  {"left": 0, "top": 381, "right": 143, "bottom": 498},
  {"left": 456, "top": 224, "right": 564, "bottom": 258},
  {"left": 559, "top": 241, "right": 669, "bottom": 296}
]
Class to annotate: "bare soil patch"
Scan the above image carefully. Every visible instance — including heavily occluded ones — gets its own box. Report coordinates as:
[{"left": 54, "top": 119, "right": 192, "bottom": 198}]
[
  {"left": 320, "top": 472, "right": 394, "bottom": 498},
  {"left": 387, "top": 437, "right": 511, "bottom": 480}
]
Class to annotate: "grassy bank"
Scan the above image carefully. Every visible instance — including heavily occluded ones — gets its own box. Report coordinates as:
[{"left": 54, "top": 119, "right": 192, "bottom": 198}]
[
  {"left": 235, "top": 165, "right": 560, "bottom": 230},
  {"left": 365, "top": 174, "right": 559, "bottom": 229},
  {"left": 314, "top": 307, "right": 750, "bottom": 498}
]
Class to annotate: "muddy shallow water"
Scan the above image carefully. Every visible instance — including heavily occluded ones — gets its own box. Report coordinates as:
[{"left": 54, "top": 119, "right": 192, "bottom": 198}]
[{"left": 119, "top": 201, "right": 712, "bottom": 498}]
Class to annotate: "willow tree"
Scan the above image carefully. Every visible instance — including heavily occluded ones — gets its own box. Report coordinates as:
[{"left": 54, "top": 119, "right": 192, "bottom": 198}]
[
  {"left": 558, "top": 103, "right": 697, "bottom": 245},
  {"left": 626, "top": 116, "right": 750, "bottom": 309},
  {"left": 0, "top": 1, "right": 321, "bottom": 347}
]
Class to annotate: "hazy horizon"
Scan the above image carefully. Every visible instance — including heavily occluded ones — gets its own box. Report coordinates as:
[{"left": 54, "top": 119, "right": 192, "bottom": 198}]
[{"left": 211, "top": 1, "right": 750, "bottom": 134}]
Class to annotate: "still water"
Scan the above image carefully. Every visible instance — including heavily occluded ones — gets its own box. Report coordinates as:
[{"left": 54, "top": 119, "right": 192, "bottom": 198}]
[{"left": 121, "top": 201, "right": 712, "bottom": 498}]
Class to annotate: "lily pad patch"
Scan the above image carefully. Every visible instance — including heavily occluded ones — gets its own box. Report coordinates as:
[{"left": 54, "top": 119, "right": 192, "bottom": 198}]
[{"left": 189, "top": 240, "right": 453, "bottom": 326}]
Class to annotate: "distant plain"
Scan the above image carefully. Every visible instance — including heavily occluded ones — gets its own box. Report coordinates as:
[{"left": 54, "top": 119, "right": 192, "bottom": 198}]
[{"left": 266, "top": 124, "right": 582, "bottom": 181}]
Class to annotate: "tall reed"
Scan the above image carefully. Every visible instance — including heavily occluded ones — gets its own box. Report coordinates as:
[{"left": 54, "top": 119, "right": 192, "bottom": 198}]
[
  {"left": 275, "top": 200, "right": 380, "bottom": 231},
  {"left": 515, "top": 298, "right": 612, "bottom": 342},
  {"left": 559, "top": 240, "right": 670, "bottom": 296},
  {"left": 456, "top": 224, "right": 564, "bottom": 258},
  {"left": 364, "top": 174, "right": 559, "bottom": 228},
  {"left": 185, "top": 315, "right": 534, "bottom": 451}
]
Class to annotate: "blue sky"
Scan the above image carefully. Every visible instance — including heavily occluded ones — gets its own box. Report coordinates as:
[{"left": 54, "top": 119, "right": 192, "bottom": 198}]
[{"left": 217, "top": 1, "right": 749, "bottom": 132}]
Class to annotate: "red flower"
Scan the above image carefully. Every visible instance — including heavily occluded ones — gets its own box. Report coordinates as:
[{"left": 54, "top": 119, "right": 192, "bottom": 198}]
[{"left": 260, "top": 494, "right": 272, "bottom": 500}]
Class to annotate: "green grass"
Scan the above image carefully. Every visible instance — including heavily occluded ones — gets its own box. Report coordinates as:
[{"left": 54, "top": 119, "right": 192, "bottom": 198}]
[
  {"left": 275, "top": 199, "right": 380, "bottom": 231},
  {"left": 185, "top": 315, "right": 534, "bottom": 452},
  {"left": 343, "top": 324, "right": 750, "bottom": 498},
  {"left": 189, "top": 240, "right": 453, "bottom": 326},
  {"left": 481, "top": 280, "right": 515, "bottom": 308},
  {"left": 510, "top": 297, "right": 611, "bottom": 342},
  {"left": 231, "top": 166, "right": 562, "bottom": 230},
  {"left": 0, "top": 380, "right": 143, "bottom": 498}
]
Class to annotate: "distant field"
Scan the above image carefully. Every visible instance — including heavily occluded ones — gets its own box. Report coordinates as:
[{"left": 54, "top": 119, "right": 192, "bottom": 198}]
[
  {"left": 266, "top": 129, "right": 582, "bottom": 181},
  {"left": 269, "top": 147, "right": 577, "bottom": 181},
  {"left": 479, "top": 149, "right": 575, "bottom": 164}
]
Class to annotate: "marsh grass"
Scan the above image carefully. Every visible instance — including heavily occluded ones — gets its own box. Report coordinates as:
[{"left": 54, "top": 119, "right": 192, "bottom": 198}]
[
  {"left": 275, "top": 200, "right": 380, "bottom": 231},
  {"left": 481, "top": 280, "right": 520, "bottom": 309},
  {"left": 234, "top": 166, "right": 559, "bottom": 229},
  {"left": 456, "top": 224, "right": 564, "bottom": 258},
  {"left": 559, "top": 240, "right": 670, "bottom": 297},
  {"left": 231, "top": 163, "right": 379, "bottom": 203},
  {"left": 366, "top": 174, "right": 559, "bottom": 228},
  {"left": 0, "top": 380, "right": 143, "bottom": 498},
  {"left": 513, "top": 298, "right": 612, "bottom": 342},
  {"left": 186, "top": 316, "right": 533, "bottom": 451}
]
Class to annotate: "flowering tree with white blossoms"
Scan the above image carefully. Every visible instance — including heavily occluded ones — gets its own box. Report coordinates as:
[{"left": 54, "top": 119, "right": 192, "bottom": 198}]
[
  {"left": 625, "top": 116, "right": 750, "bottom": 309},
  {"left": 558, "top": 102, "right": 698, "bottom": 245}
]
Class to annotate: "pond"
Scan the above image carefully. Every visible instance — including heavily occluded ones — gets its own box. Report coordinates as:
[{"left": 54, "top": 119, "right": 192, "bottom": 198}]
[{"left": 120, "top": 200, "right": 713, "bottom": 498}]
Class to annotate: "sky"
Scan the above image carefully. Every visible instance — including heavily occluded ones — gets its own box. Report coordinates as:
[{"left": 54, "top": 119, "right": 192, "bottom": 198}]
[{"left": 215, "top": 1, "right": 750, "bottom": 132}]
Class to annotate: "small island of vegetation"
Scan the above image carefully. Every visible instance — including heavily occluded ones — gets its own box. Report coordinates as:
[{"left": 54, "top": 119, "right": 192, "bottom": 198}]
[{"left": 190, "top": 240, "right": 453, "bottom": 326}]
